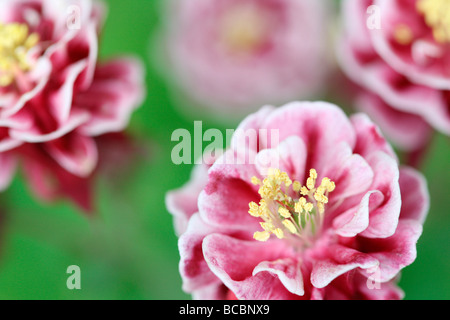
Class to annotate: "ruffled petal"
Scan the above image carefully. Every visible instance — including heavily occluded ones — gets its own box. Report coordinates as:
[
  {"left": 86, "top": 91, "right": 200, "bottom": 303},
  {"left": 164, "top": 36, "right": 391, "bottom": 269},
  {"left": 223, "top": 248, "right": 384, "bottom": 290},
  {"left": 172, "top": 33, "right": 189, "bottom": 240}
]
[
  {"left": 45, "top": 133, "right": 98, "bottom": 177},
  {"left": 203, "top": 234, "right": 299, "bottom": 299},
  {"left": 360, "top": 151, "right": 401, "bottom": 238},
  {"left": 398, "top": 166, "right": 429, "bottom": 224},
  {"left": 311, "top": 244, "right": 379, "bottom": 288}
]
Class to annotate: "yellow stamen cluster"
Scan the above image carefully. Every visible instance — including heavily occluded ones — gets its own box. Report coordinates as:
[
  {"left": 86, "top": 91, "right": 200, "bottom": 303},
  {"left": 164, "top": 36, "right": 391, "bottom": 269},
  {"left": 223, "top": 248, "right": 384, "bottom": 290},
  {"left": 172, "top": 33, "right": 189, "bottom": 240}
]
[
  {"left": 220, "top": 3, "right": 269, "bottom": 55},
  {"left": 393, "top": 24, "right": 414, "bottom": 45},
  {"left": 0, "top": 23, "right": 39, "bottom": 87},
  {"left": 417, "top": 0, "right": 450, "bottom": 43},
  {"left": 299, "top": 169, "right": 335, "bottom": 215},
  {"left": 249, "top": 168, "right": 336, "bottom": 243},
  {"left": 256, "top": 168, "right": 292, "bottom": 201}
]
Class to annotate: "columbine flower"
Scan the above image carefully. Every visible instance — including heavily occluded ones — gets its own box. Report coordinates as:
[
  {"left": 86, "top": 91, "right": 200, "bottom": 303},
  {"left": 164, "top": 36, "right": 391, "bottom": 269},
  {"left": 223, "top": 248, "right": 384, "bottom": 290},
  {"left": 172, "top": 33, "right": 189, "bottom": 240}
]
[
  {"left": 166, "top": 101, "right": 429, "bottom": 300},
  {"left": 338, "top": 0, "right": 450, "bottom": 152},
  {"left": 158, "top": 0, "right": 331, "bottom": 119},
  {"left": 0, "top": 0, "right": 145, "bottom": 210}
]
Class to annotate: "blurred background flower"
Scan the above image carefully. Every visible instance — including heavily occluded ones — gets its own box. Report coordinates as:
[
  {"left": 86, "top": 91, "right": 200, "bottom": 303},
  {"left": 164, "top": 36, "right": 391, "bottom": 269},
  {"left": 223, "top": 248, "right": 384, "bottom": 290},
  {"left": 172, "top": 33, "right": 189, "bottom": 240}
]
[
  {"left": 0, "top": 0, "right": 145, "bottom": 210},
  {"left": 0, "top": 0, "right": 448, "bottom": 300},
  {"left": 154, "top": 0, "right": 334, "bottom": 123},
  {"left": 337, "top": 0, "right": 450, "bottom": 160}
]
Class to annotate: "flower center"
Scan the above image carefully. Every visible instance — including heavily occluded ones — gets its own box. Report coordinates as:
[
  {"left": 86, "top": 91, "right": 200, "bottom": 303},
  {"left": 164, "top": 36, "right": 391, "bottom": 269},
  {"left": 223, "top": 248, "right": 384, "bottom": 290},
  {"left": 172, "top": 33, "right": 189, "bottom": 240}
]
[
  {"left": 219, "top": 3, "right": 270, "bottom": 55},
  {"left": 248, "top": 168, "right": 335, "bottom": 248},
  {"left": 417, "top": 0, "right": 450, "bottom": 44},
  {"left": 393, "top": 24, "right": 414, "bottom": 45},
  {"left": 0, "top": 22, "right": 39, "bottom": 87}
]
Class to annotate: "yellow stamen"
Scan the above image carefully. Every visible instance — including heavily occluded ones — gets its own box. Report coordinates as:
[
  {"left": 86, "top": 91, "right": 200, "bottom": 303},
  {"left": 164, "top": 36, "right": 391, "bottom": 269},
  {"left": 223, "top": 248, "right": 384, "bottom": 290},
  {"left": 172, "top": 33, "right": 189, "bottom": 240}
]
[
  {"left": 294, "top": 197, "right": 306, "bottom": 214},
  {"left": 260, "top": 222, "right": 274, "bottom": 232},
  {"left": 293, "top": 181, "right": 301, "bottom": 193},
  {"left": 0, "top": 22, "right": 39, "bottom": 87},
  {"left": 317, "top": 202, "right": 325, "bottom": 215},
  {"left": 322, "top": 177, "right": 336, "bottom": 193},
  {"left": 300, "top": 186, "right": 309, "bottom": 196},
  {"left": 282, "top": 220, "right": 297, "bottom": 234},
  {"left": 273, "top": 228, "right": 284, "bottom": 239},
  {"left": 254, "top": 231, "right": 271, "bottom": 242},
  {"left": 314, "top": 186, "right": 328, "bottom": 204},
  {"left": 248, "top": 202, "right": 261, "bottom": 217},
  {"left": 220, "top": 3, "right": 270, "bottom": 55},
  {"left": 393, "top": 24, "right": 414, "bottom": 45},
  {"left": 417, "top": 0, "right": 450, "bottom": 43},
  {"left": 306, "top": 169, "right": 317, "bottom": 190},
  {"left": 251, "top": 176, "right": 261, "bottom": 186},
  {"left": 278, "top": 207, "right": 291, "bottom": 219},
  {"left": 249, "top": 168, "right": 336, "bottom": 243},
  {"left": 304, "top": 202, "right": 314, "bottom": 213}
]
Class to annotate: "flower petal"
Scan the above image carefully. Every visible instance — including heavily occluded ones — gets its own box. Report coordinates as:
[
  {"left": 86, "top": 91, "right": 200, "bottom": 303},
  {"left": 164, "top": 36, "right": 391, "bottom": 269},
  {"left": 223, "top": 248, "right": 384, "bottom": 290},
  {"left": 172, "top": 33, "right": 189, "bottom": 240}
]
[
  {"left": 357, "top": 219, "right": 423, "bottom": 282},
  {"left": 166, "top": 161, "right": 211, "bottom": 236},
  {"left": 261, "top": 101, "right": 356, "bottom": 171},
  {"left": 398, "top": 166, "right": 429, "bottom": 224},
  {"left": 79, "top": 58, "right": 146, "bottom": 136},
  {"left": 360, "top": 151, "right": 401, "bottom": 238},
  {"left": 0, "top": 153, "right": 17, "bottom": 191},
  {"left": 45, "top": 133, "right": 98, "bottom": 177},
  {"left": 351, "top": 112, "right": 397, "bottom": 160},
  {"left": 179, "top": 214, "right": 223, "bottom": 293},
  {"left": 333, "top": 190, "right": 383, "bottom": 237},
  {"left": 354, "top": 93, "right": 433, "bottom": 151},
  {"left": 253, "top": 258, "right": 304, "bottom": 296},
  {"left": 203, "top": 234, "right": 298, "bottom": 299},
  {"left": 311, "top": 244, "right": 379, "bottom": 288},
  {"left": 198, "top": 149, "right": 260, "bottom": 230}
]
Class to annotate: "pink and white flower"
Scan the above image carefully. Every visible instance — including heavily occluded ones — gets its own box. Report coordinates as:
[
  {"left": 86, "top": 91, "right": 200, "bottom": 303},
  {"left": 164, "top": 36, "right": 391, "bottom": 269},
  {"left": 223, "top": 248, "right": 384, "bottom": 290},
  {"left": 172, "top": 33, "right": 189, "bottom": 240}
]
[
  {"left": 338, "top": 0, "right": 450, "bottom": 151},
  {"left": 160, "top": 0, "right": 331, "bottom": 119},
  {"left": 166, "top": 101, "right": 429, "bottom": 300},
  {"left": 0, "top": 0, "right": 145, "bottom": 209}
]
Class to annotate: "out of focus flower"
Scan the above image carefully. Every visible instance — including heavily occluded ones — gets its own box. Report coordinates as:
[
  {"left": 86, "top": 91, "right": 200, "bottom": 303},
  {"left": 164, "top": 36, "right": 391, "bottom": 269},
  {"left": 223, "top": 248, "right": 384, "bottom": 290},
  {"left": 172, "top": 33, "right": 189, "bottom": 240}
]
[
  {"left": 338, "top": 0, "right": 450, "bottom": 152},
  {"left": 0, "top": 0, "right": 145, "bottom": 210},
  {"left": 166, "top": 101, "right": 429, "bottom": 300},
  {"left": 158, "top": 0, "right": 332, "bottom": 120}
]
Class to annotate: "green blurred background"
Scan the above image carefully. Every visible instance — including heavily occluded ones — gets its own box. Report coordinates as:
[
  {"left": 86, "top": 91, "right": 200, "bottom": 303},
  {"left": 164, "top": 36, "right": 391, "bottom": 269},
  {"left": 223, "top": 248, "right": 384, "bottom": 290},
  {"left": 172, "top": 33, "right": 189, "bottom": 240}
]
[{"left": 0, "top": 0, "right": 448, "bottom": 300}]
